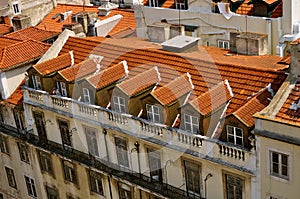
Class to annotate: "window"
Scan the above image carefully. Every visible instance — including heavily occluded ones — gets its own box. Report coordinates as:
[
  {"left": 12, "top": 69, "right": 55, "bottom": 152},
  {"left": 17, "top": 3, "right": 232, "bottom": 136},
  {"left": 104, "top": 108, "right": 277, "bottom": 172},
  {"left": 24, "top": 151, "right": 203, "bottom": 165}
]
[
  {"left": 146, "top": 104, "right": 160, "bottom": 123},
  {"left": 89, "top": 170, "right": 104, "bottom": 195},
  {"left": 33, "top": 111, "right": 47, "bottom": 141},
  {"left": 46, "top": 186, "right": 58, "bottom": 199},
  {"left": 226, "top": 125, "right": 243, "bottom": 147},
  {"left": 113, "top": 96, "right": 126, "bottom": 113},
  {"left": 0, "top": 135, "right": 9, "bottom": 154},
  {"left": 18, "top": 143, "right": 30, "bottom": 163},
  {"left": 56, "top": 81, "right": 68, "bottom": 97},
  {"left": 82, "top": 88, "right": 91, "bottom": 103},
  {"left": 12, "top": 2, "right": 21, "bottom": 15},
  {"left": 58, "top": 119, "right": 72, "bottom": 147},
  {"left": 5, "top": 167, "right": 17, "bottom": 189},
  {"left": 62, "top": 160, "right": 77, "bottom": 184},
  {"left": 115, "top": 137, "right": 129, "bottom": 167},
  {"left": 175, "top": 0, "right": 186, "bottom": 10},
  {"left": 147, "top": 148, "right": 162, "bottom": 182},
  {"left": 32, "top": 75, "right": 42, "bottom": 90},
  {"left": 218, "top": 40, "right": 230, "bottom": 49},
  {"left": 24, "top": 176, "right": 37, "bottom": 198},
  {"left": 13, "top": 110, "right": 24, "bottom": 131},
  {"left": 118, "top": 184, "right": 132, "bottom": 199},
  {"left": 85, "top": 126, "right": 99, "bottom": 157},
  {"left": 184, "top": 161, "right": 201, "bottom": 197},
  {"left": 270, "top": 151, "right": 288, "bottom": 179},
  {"left": 184, "top": 114, "right": 199, "bottom": 134},
  {"left": 226, "top": 174, "right": 243, "bottom": 199},
  {"left": 38, "top": 150, "right": 53, "bottom": 175}
]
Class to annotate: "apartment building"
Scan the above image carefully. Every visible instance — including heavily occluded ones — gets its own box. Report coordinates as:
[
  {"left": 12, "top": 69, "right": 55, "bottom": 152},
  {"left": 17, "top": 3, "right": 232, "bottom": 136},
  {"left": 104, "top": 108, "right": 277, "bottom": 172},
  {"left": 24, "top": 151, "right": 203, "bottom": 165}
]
[
  {"left": 135, "top": 0, "right": 300, "bottom": 56},
  {"left": 254, "top": 38, "right": 300, "bottom": 199},
  {"left": 0, "top": 32, "right": 291, "bottom": 199}
]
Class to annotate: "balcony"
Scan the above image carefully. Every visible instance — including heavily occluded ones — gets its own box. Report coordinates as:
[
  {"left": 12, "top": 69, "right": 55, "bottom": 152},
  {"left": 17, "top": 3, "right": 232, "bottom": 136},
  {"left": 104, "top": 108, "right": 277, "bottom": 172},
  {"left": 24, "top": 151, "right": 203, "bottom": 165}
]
[{"left": 23, "top": 87, "right": 256, "bottom": 174}]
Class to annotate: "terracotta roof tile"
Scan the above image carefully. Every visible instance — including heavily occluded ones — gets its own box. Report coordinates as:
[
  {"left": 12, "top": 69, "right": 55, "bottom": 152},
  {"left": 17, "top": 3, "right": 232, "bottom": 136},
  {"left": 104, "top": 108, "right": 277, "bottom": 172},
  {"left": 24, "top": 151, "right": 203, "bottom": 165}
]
[
  {"left": 234, "top": 88, "right": 272, "bottom": 127},
  {"left": 59, "top": 58, "right": 98, "bottom": 82},
  {"left": 235, "top": 0, "right": 254, "bottom": 16},
  {"left": 189, "top": 80, "right": 232, "bottom": 115},
  {"left": 37, "top": 4, "right": 135, "bottom": 36},
  {"left": 0, "top": 37, "right": 21, "bottom": 49},
  {"left": 5, "top": 26, "right": 59, "bottom": 42},
  {"left": 2, "top": 78, "right": 26, "bottom": 107},
  {"left": 34, "top": 52, "right": 71, "bottom": 76},
  {"left": 59, "top": 36, "right": 287, "bottom": 121},
  {"left": 275, "top": 81, "right": 300, "bottom": 125},
  {"left": 88, "top": 60, "right": 128, "bottom": 89},
  {"left": 162, "top": 0, "right": 174, "bottom": 8},
  {"left": 0, "top": 24, "right": 13, "bottom": 35},
  {"left": 152, "top": 73, "right": 194, "bottom": 105},
  {"left": 0, "top": 40, "right": 50, "bottom": 71},
  {"left": 264, "top": 0, "right": 279, "bottom": 5},
  {"left": 118, "top": 67, "right": 160, "bottom": 96},
  {"left": 270, "top": 1, "right": 282, "bottom": 18}
]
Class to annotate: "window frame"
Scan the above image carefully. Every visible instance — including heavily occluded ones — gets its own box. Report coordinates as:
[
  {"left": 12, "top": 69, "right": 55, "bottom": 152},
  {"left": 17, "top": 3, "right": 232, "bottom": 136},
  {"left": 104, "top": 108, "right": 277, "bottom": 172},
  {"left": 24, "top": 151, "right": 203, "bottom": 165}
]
[
  {"left": 5, "top": 166, "right": 17, "bottom": 189},
  {"left": 0, "top": 135, "right": 9, "bottom": 155},
  {"left": 147, "top": 148, "right": 163, "bottom": 182},
  {"left": 45, "top": 186, "right": 59, "bottom": 199},
  {"left": 217, "top": 40, "right": 230, "bottom": 49},
  {"left": 82, "top": 88, "right": 91, "bottom": 104},
  {"left": 32, "top": 75, "right": 42, "bottom": 90},
  {"left": 62, "top": 160, "right": 77, "bottom": 184},
  {"left": 57, "top": 119, "right": 72, "bottom": 147},
  {"left": 183, "top": 160, "right": 202, "bottom": 197},
  {"left": 113, "top": 96, "right": 126, "bottom": 113},
  {"left": 115, "top": 137, "right": 129, "bottom": 168},
  {"left": 56, "top": 81, "right": 68, "bottom": 97},
  {"left": 118, "top": 183, "right": 132, "bottom": 199},
  {"left": 89, "top": 170, "right": 104, "bottom": 195},
  {"left": 18, "top": 142, "right": 30, "bottom": 164},
  {"left": 226, "top": 125, "right": 244, "bottom": 147},
  {"left": 175, "top": 0, "right": 186, "bottom": 10},
  {"left": 84, "top": 126, "right": 99, "bottom": 157},
  {"left": 12, "top": 1, "right": 21, "bottom": 15},
  {"left": 270, "top": 151, "right": 289, "bottom": 180},
  {"left": 224, "top": 173, "right": 244, "bottom": 199},
  {"left": 38, "top": 150, "right": 53, "bottom": 175},
  {"left": 24, "top": 175, "right": 37, "bottom": 198},
  {"left": 184, "top": 114, "right": 199, "bottom": 134},
  {"left": 146, "top": 104, "right": 160, "bottom": 123}
]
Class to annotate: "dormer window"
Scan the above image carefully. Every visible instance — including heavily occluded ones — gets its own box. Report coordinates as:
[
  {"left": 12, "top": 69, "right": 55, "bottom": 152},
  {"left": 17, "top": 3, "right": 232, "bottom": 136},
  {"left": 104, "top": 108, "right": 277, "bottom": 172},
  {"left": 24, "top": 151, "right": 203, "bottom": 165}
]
[
  {"left": 12, "top": 2, "right": 21, "bottom": 15},
  {"left": 113, "top": 96, "right": 126, "bottom": 113},
  {"left": 146, "top": 104, "right": 160, "bottom": 123},
  {"left": 32, "top": 75, "right": 42, "bottom": 90},
  {"left": 226, "top": 125, "right": 243, "bottom": 147},
  {"left": 56, "top": 82, "right": 67, "bottom": 97},
  {"left": 184, "top": 114, "right": 199, "bottom": 134},
  {"left": 83, "top": 88, "right": 91, "bottom": 103}
]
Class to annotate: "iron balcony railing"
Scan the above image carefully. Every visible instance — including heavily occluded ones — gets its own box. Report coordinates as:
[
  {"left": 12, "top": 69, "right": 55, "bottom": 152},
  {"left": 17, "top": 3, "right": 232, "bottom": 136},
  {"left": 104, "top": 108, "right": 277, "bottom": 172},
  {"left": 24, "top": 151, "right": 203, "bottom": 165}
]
[{"left": 0, "top": 122, "right": 203, "bottom": 199}]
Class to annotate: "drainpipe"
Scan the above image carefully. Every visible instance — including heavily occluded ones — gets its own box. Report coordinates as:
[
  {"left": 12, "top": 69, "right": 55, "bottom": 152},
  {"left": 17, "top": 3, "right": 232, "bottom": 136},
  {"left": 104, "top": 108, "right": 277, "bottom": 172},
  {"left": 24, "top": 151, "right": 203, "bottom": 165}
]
[
  {"left": 108, "top": 175, "right": 113, "bottom": 199},
  {"left": 103, "top": 129, "right": 109, "bottom": 162}
]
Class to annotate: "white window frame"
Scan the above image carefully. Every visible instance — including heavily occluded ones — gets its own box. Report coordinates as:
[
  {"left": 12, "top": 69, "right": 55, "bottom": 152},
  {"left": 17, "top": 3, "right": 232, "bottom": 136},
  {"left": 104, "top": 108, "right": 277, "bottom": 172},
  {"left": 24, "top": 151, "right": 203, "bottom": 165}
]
[
  {"left": 217, "top": 40, "right": 230, "bottom": 49},
  {"left": 57, "top": 81, "right": 67, "bottom": 97},
  {"left": 175, "top": 0, "right": 186, "bottom": 10},
  {"left": 146, "top": 104, "right": 160, "bottom": 123},
  {"left": 12, "top": 2, "right": 21, "bottom": 15},
  {"left": 270, "top": 151, "right": 289, "bottom": 180},
  {"left": 149, "top": 0, "right": 159, "bottom": 7},
  {"left": 32, "top": 75, "right": 42, "bottom": 90},
  {"left": 85, "top": 126, "right": 99, "bottom": 157},
  {"left": 63, "top": 160, "right": 77, "bottom": 184},
  {"left": 225, "top": 174, "right": 244, "bottom": 199},
  {"left": 82, "top": 88, "right": 91, "bottom": 104},
  {"left": 184, "top": 114, "right": 199, "bottom": 134},
  {"left": 113, "top": 96, "right": 126, "bottom": 113},
  {"left": 89, "top": 170, "right": 104, "bottom": 195},
  {"left": 226, "top": 125, "right": 244, "bottom": 147},
  {"left": 24, "top": 176, "right": 37, "bottom": 198}
]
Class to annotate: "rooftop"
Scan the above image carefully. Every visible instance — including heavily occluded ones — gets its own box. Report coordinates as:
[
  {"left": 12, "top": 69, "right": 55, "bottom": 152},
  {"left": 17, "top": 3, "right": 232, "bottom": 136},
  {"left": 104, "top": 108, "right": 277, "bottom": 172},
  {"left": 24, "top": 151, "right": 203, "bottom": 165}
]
[
  {"left": 37, "top": 4, "right": 136, "bottom": 36},
  {"left": 0, "top": 24, "right": 13, "bottom": 36},
  {"left": 5, "top": 26, "right": 59, "bottom": 42}
]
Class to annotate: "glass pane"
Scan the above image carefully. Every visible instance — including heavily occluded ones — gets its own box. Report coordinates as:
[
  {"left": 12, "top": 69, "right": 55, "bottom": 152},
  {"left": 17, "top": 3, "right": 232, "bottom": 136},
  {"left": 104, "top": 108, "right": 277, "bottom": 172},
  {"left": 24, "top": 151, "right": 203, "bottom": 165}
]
[
  {"left": 282, "top": 165, "right": 288, "bottom": 176},
  {"left": 281, "top": 154, "right": 288, "bottom": 165},
  {"left": 272, "top": 153, "right": 279, "bottom": 163},
  {"left": 272, "top": 163, "right": 279, "bottom": 174}
]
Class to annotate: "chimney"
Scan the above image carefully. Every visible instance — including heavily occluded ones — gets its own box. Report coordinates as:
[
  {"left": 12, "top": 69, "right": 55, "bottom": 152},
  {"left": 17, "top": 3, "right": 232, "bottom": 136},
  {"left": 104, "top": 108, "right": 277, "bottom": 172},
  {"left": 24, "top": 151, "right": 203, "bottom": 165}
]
[
  {"left": 60, "top": 10, "right": 72, "bottom": 22},
  {"left": 98, "top": 0, "right": 119, "bottom": 16},
  {"left": 62, "top": 23, "right": 84, "bottom": 35},
  {"left": 72, "top": 12, "right": 98, "bottom": 34},
  {"left": 12, "top": 15, "right": 31, "bottom": 30},
  {"left": 290, "top": 40, "right": 300, "bottom": 77},
  {"left": 161, "top": 35, "right": 199, "bottom": 53},
  {"left": 235, "top": 32, "right": 268, "bottom": 55},
  {"left": 147, "top": 22, "right": 185, "bottom": 43}
]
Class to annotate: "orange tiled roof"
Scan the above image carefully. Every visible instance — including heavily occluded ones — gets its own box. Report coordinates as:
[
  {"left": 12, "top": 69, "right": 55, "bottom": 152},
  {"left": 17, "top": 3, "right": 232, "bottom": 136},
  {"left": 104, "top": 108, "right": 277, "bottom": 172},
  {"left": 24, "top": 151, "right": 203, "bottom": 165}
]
[
  {"left": 0, "top": 40, "right": 50, "bottom": 71},
  {"left": 234, "top": 88, "right": 272, "bottom": 127},
  {"left": 275, "top": 81, "right": 300, "bottom": 125},
  {"left": 5, "top": 26, "right": 59, "bottom": 42},
  {"left": 59, "top": 58, "right": 98, "bottom": 82},
  {"left": 118, "top": 67, "right": 160, "bottom": 96},
  {"left": 59, "top": 36, "right": 287, "bottom": 117},
  {"left": 189, "top": 80, "right": 232, "bottom": 115},
  {"left": 270, "top": 1, "right": 282, "bottom": 18},
  {"left": 264, "top": 0, "right": 279, "bottom": 5},
  {"left": 235, "top": 0, "right": 254, "bottom": 16},
  {"left": 33, "top": 53, "right": 71, "bottom": 76},
  {"left": 88, "top": 61, "right": 128, "bottom": 89},
  {"left": 37, "top": 4, "right": 136, "bottom": 36},
  {"left": 3, "top": 78, "right": 25, "bottom": 107},
  {"left": 0, "top": 37, "right": 21, "bottom": 49},
  {"left": 0, "top": 24, "right": 13, "bottom": 35},
  {"left": 152, "top": 73, "right": 193, "bottom": 105},
  {"left": 162, "top": 0, "right": 174, "bottom": 8}
]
